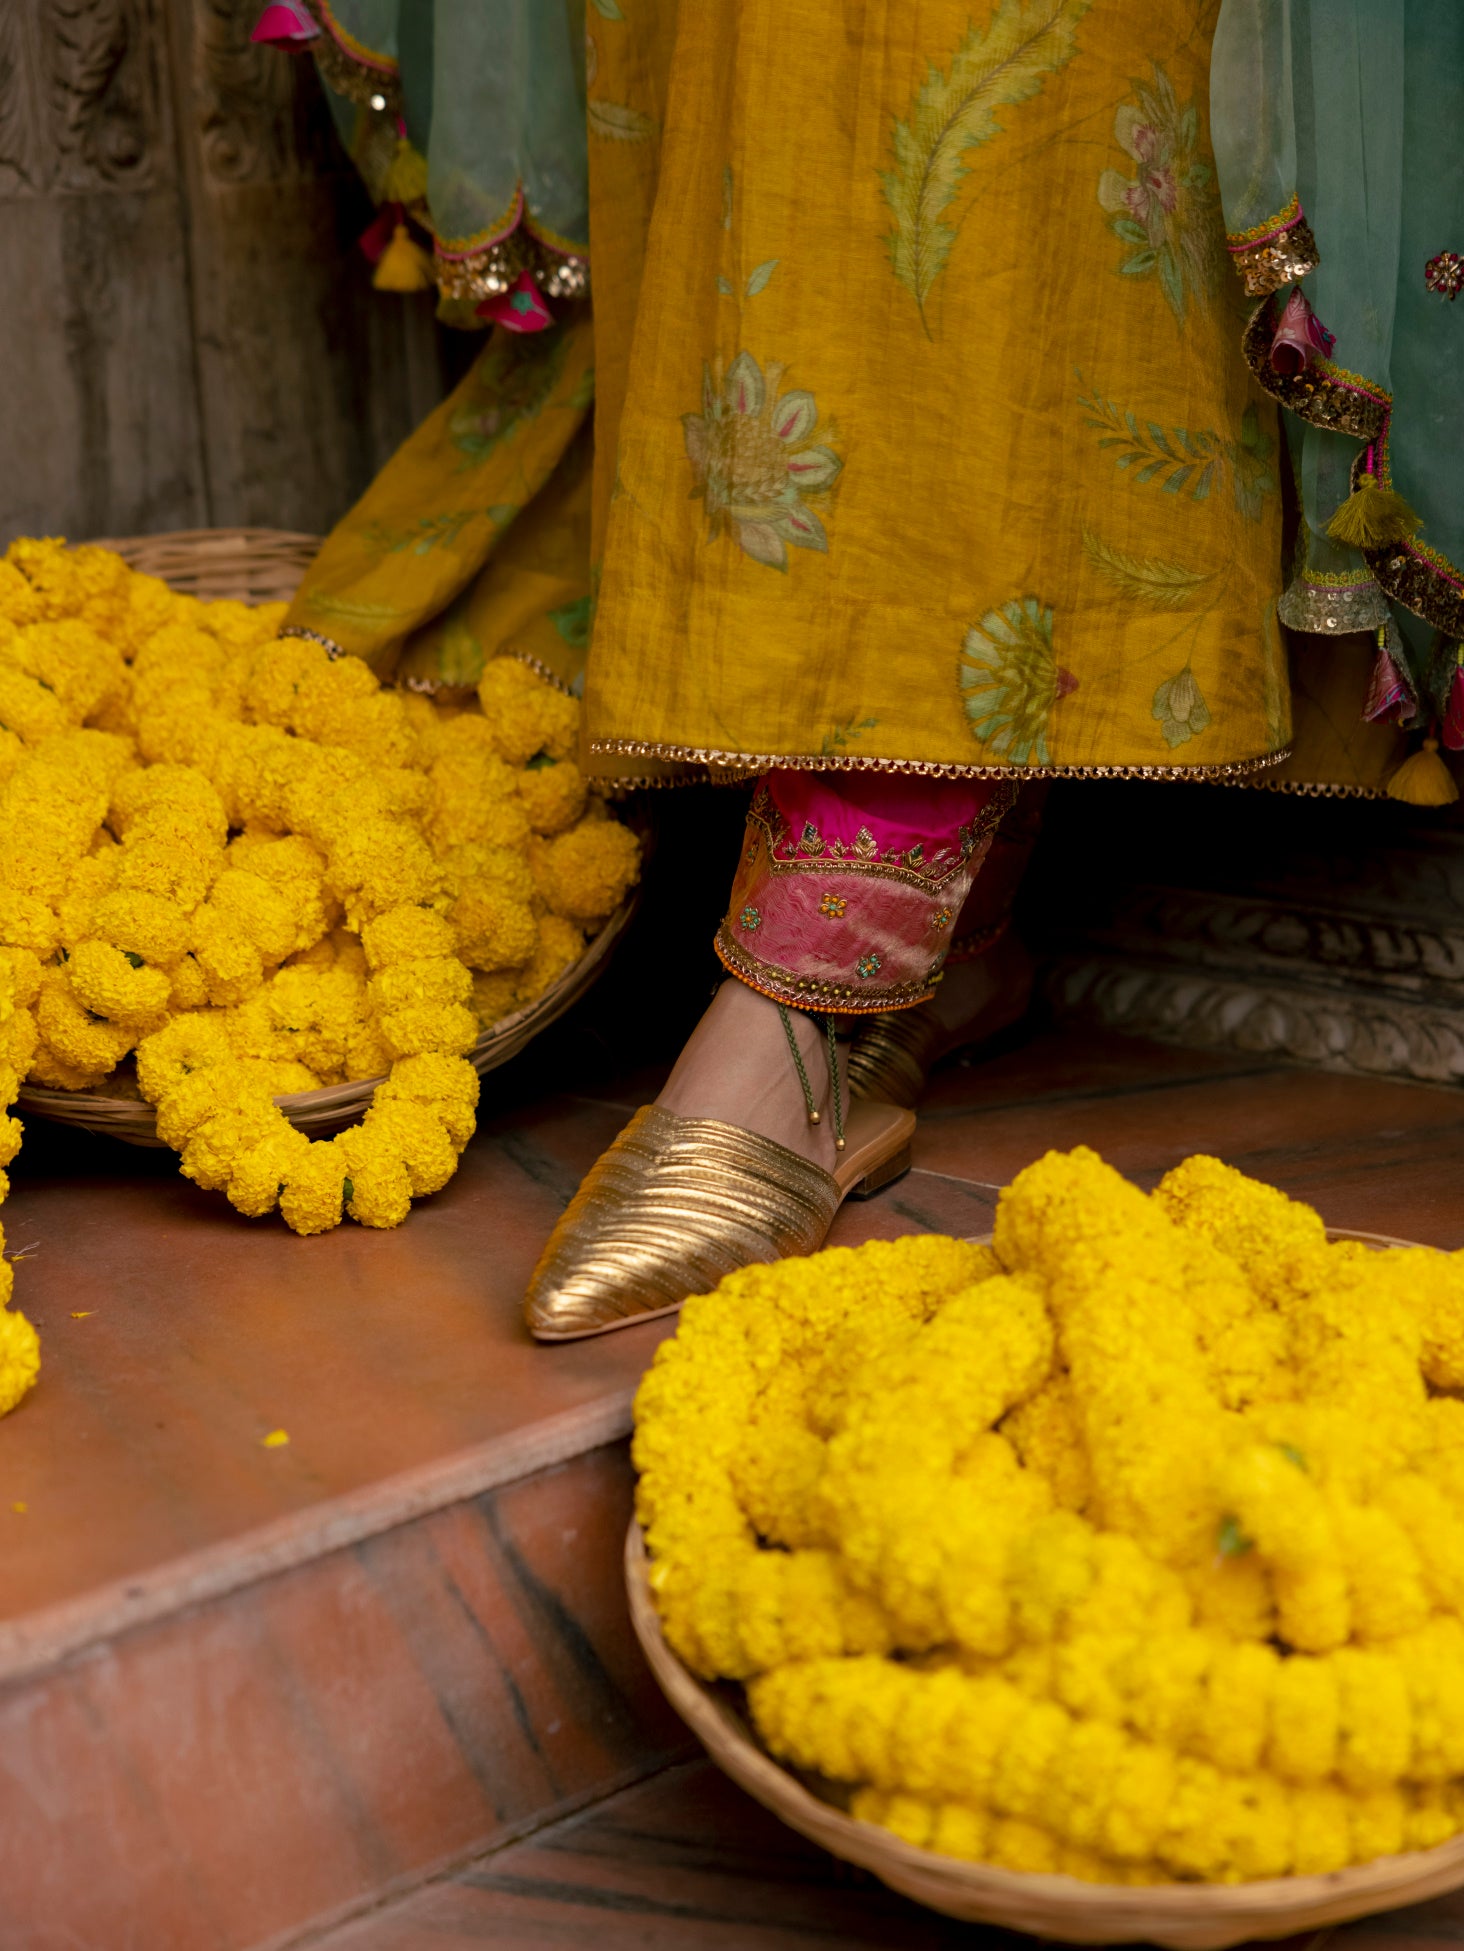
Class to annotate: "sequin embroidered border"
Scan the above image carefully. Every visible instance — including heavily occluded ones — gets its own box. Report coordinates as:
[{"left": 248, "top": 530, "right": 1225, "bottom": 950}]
[
  {"left": 1226, "top": 203, "right": 1320, "bottom": 298},
  {"left": 1277, "top": 574, "right": 1391, "bottom": 636},
  {"left": 1358, "top": 440, "right": 1464, "bottom": 640},
  {"left": 713, "top": 926, "right": 939, "bottom": 1015},
  {"left": 1241, "top": 300, "right": 1389, "bottom": 441}
]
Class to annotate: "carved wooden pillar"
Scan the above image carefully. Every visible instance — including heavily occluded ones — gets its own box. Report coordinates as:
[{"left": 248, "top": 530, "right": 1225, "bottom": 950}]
[{"left": 0, "top": 0, "right": 450, "bottom": 547}]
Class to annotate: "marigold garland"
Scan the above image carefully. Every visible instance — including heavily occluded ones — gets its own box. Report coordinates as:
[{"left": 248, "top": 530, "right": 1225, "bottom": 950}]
[
  {"left": 0, "top": 536, "right": 642, "bottom": 1419},
  {"left": 632, "top": 1148, "right": 1464, "bottom": 1884}
]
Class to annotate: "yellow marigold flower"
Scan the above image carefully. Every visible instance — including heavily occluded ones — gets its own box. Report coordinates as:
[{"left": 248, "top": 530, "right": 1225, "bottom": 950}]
[
  {"left": 1153, "top": 1153, "right": 1327, "bottom": 1278},
  {"left": 535, "top": 819, "right": 640, "bottom": 925},
  {"left": 469, "top": 967, "right": 522, "bottom": 1028},
  {"left": 278, "top": 1139, "right": 349, "bottom": 1236},
  {"left": 34, "top": 967, "right": 133, "bottom": 1075},
  {"left": 0, "top": 1305, "right": 40, "bottom": 1417},
  {"left": 515, "top": 914, "right": 585, "bottom": 1004},
  {"left": 476, "top": 656, "right": 579, "bottom": 765},
  {"left": 449, "top": 881, "right": 537, "bottom": 974},
  {"left": 515, "top": 757, "right": 588, "bottom": 836},
  {"left": 66, "top": 938, "right": 171, "bottom": 1029},
  {"left": 378, "top": 1000, "right": 478, "bottom": 1061},
  {"left": 226, "top": 1124, "right": 312, "bottom": 1218}
]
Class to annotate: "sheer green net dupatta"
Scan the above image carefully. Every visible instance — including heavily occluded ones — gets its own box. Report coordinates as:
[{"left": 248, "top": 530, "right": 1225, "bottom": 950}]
[
  {"left": 306, "top": 0, "right": 589, "bottom": 325},
  {"left": 1211, "top": 0, "right": 1464, "bottom": 800}
]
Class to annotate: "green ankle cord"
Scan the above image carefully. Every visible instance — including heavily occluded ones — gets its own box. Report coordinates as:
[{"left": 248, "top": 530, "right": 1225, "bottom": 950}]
[{"left": 777, "top": 1004, "right": 846, "bottom": 1153}]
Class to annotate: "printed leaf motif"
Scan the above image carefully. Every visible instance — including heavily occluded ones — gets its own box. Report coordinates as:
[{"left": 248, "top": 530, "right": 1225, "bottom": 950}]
[
  {"left": 881, "top": 0, "right": 1092, "bottom": 329},
  {"left": 303, "top": 594, "right": 408, "bottom": 626},
  {"left": 723, "top": 165, "right": 734, "bottom": 230},
  {"left": 1082, "top": 531, "right": 1212, "bottom": 610},
  {"left": 1076, "top": 375, "right": 1277, "bottom": 520},
  {"left": 590, "top": 0, "right": 623, "bottom": 18},
  {"left": 716, "top": 276, "right": 734, "bottom": 295},
  {"left": 1152, "top": 665, "right": 1212, "bottom": 748},
  {"left": 820, "top": 716, "right": 879, "bottom": 757},
  {"left": 745, "top": 258, "right": 779, "bottom": 296},
  {"left": 588, "top": 100, "right": 656, "bottom": 141}
]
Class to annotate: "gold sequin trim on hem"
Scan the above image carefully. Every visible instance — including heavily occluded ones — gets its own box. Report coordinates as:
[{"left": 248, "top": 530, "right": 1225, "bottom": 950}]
[
  {"left": 1243, "top": 778, "right": 1385, "bottom": 800},
  {"left": 714, "top": 926, "right": 936, "bottom": 1015},
  {"left": 1278, "top": 574, "right": 1390, "bottom": 636},
  {"left": 1358, "top": 442, "right": 1464, "bottom": 641},
  {"left": 589, "top": 739, "right": 1291, "bottom": 784},
  {"left": 1226, "top": 201, "right": 1319, "bottom": 297},
  {"left": 1241, "top": 300, "right": 1389, "bottom": 441}
]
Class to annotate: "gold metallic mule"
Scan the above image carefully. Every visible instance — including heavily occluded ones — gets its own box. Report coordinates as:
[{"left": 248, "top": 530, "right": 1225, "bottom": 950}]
[{"left": 523, "top": 1096, "right": 915, "bottom": 1342}]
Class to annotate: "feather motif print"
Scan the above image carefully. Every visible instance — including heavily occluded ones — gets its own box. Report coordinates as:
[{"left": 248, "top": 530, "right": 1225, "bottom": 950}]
[{"left": 881, "top": 0, "right": 1092, "bottom": 330}]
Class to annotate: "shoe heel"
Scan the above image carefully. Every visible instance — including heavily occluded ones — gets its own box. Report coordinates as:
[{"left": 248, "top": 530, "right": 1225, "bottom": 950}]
[{"left": 849, "top": 1141, "right": 912, "bottom": 1201}]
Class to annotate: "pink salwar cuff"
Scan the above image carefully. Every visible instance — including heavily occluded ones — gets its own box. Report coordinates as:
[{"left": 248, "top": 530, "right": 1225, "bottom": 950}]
[{"left": 714, "top": 771, "right": 1017, "bottom": 1014}]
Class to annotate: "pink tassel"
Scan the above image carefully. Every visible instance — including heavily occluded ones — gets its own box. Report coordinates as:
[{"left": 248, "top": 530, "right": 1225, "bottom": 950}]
[
  {"left": 250, "top": 1, "right": 319, "bottom": 45},
  {"left": 357, "top": 204, "right": 398, "bottom": 266},
  {"left": 476, "top": 270, "right": 554, "bottom": 334},
  {"left": 1443, "top": 661, "right": 1464, "bottom": 752},
  {"left": 1363, "top": 643, "right": 1413, "bottom": 725},
  {"left": 1269, "top": 288, "right": 1336, "bottom": 376}
]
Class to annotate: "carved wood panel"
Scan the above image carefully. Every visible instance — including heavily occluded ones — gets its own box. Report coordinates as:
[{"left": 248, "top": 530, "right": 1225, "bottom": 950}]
[{"left": 0, "top": 0, "right": 448, "bottom": 547}]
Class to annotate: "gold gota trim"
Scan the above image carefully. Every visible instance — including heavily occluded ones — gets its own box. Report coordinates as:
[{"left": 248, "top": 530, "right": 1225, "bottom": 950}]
[
  {"left": 589, "top": 738, "right": 1293, "bottom": 784},
  {"left": 1242, "top": 777, "right": 1386, "bottom": 800},
  {"left": 1226, "top": 193, "right": 1303, "bottom": 249}
]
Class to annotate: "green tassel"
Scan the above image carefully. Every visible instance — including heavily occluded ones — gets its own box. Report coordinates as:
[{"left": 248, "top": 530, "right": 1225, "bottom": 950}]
[
  {"left": 1326, "top": 473, "right": 1423, "bottom": 551},
  {"left": 1386, "top": 737, "right": 1458, "bottom": 807}
]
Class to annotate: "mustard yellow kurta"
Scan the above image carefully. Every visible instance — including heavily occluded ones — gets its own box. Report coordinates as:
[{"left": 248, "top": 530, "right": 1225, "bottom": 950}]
[
  {"left": 290, "top": 0, "right": 1321, "bottom": 786},
  {"left": 584, "top": 0, "right": 1289, "bottom": 783}
]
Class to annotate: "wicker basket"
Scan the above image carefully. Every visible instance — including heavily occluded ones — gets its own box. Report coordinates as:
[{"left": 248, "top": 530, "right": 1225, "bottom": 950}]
[
  {"left": 625, "top": 1230, "right": 1463, "bottom": 1950},
  {"left": 20, "top": 528, "right": 639, "bottom": 1146}
]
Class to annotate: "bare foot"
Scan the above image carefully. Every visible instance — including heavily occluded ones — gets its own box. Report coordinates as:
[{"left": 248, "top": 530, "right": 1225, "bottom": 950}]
[
  {"left": 926, "top": 930, "right": 1035, "bottom": 1046},
  {"left": 656, "top": 980, "right": 842, "bottom": 1171}
]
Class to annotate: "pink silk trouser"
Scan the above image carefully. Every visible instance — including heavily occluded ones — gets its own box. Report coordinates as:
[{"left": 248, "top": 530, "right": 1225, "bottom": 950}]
[{"left": 714, "top": 770, "right": 1033, "bottom": 1015}]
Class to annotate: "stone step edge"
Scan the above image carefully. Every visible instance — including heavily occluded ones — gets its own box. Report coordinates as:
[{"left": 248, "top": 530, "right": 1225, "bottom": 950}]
[
  {"left": 0, "top": 1384, "right": 638, "bottom": 1691},
  {"left": 253, "top": 1757, "right": 695, "bottom": 1951}
]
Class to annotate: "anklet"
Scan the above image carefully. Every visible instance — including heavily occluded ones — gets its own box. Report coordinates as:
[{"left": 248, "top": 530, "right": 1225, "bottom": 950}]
[{"left": 778, "top": 1005, "right": 846, "bottom": 1152}]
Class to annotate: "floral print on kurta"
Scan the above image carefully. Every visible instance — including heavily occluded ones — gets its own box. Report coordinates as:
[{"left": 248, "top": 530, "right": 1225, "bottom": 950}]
[
  {"left": 1098, "top": 65, "right": 1221, "bottom": 323},
  {"left": 682, "top": 353, "right": 842, "bottom": 572},
  {"left": 959, "top": 599, "right": 1077, "bottom": 767}
]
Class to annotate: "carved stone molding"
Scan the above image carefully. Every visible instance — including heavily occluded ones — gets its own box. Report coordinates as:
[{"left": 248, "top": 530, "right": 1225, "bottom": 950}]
[
  {"left": 0, "top": 0, "right": 167, "bottom": 199},
  {"left": 1048, "top": 954, "right": 1464, "bottom": 1087}
]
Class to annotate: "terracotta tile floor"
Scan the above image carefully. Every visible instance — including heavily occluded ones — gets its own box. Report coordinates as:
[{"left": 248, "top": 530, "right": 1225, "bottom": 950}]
[
  {"left": 7, "top": 998, "right": 1464, "bottom": 1947},
  {"left": 7, "top": 1019, "right": 1462, "bottom": 1647}
]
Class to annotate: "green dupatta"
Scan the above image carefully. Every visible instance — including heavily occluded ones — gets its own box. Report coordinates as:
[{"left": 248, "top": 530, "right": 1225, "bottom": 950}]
[{"left": 1211, "top": 0, "right": 1464, "bottom": 735}]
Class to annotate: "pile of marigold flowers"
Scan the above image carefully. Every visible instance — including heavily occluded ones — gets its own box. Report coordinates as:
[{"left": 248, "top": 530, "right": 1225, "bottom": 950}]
[
  {"left": 0, "top": 536, "right": 639, "bottom": 1416},
  {"left": 633, "top": 1145, "right": 1464, "bottom": 1886}
]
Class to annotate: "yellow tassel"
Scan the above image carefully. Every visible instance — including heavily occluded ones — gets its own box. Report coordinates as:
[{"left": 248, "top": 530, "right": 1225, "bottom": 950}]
[
  {"left": 1386, "top": 737, "right": 1458, "bottom": 807},
  {"left": 1326, "top": 473, "right": 1423, "bottom": 551},
  {"left": 384, "top": 138, "right": 429, "bottom": 206},
  {"left": 373, "top": 223, "right": 435, "bottom": 294}
]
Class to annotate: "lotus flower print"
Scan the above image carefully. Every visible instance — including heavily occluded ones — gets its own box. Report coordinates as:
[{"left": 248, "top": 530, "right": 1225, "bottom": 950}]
[
  {"left": 1097, "top": 65, "right": 1220, "bottom": 322},
  {"left": 959, "top": 598, "right": 1076, "bottom": 767},
  {"left": 1152, "top": 666, "right": 1212, "bottom": 749},
  {"left": 682, "top": 352, "right": 843, "bottom": 571}
]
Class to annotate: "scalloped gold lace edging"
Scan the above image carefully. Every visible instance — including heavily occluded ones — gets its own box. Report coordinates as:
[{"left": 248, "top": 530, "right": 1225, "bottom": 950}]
[
  {"left": 714, "top": 927, "right": 937, "bottom": 1016},
  {"left": 1241, "top": 301, "right": 1389, "bottom": 441},
  {"left": 588, "top": 738, "right": 1292, "bottom": 784},
  {"left": 1225, "top": 197, "right": 1319, "bottom": 297},
  {"left": 1241, "top": 777, "right": 1386, "bottom": 800}
]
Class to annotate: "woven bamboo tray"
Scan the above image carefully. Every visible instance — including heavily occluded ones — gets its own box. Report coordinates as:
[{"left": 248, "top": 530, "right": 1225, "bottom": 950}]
[
  {"left": 625, "top": 1229, "right": 1462, "bottom": 1950},
  {"left": 19, "top": 528, "right": 639, "bottom": 1145}
]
